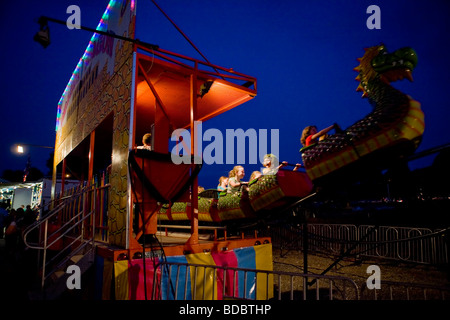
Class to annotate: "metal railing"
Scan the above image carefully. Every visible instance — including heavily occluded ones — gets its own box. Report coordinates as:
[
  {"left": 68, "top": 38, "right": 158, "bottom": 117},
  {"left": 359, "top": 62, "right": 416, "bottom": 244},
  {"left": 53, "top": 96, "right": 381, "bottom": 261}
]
[
  {"left": 361, "top": 280, "right": 450, "bottom": 300},
  {"left": 144, "top": 260, "right": 450, "bottom": 300},
  {"left": 23, "top": 182, "right": 109, "bottom": 291},
  {"left": 150, "top": 261, "right": 360, "bottom": 300},
  {"left": 266, "top": 223, "right": 449, "bottom": 265}
]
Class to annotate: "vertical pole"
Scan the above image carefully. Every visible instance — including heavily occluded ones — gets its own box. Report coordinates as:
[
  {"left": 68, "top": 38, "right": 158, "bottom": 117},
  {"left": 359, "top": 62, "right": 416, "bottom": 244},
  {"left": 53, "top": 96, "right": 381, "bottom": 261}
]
[
  {"left": 128, "top": 47, "right": 139, "bottom": 249},
  {"left": 57, "top": 158, "right": 67, "bottom": 226},
  {"left": 61, "top": 158, "right": 67, "bottom": 197},
  {"left": 303, "top": 221, "right": 308, "bottom": 276},
  {"left": 92, "top": 184, "right": 96, "bottom": 244},
  {"left": 51, "top": 153, "right": 57, "bottom": 210},
  {"left": 41, "top": 219, "right": 48, "bottom": 292},
  {"left": 81, "top": 187, "right": 86, "bottom": 241},
  {"left": 88, "top": 131, "right": 95, "bottom": 239},
  {"left": 445, "top": 228, "right": 450, "bottom": 281},
  {"left": 88, "top": 130, "right": 95, "bottom": 183},
  {"left": 189, "top": 65, "right": 199, "bottom": 246}
]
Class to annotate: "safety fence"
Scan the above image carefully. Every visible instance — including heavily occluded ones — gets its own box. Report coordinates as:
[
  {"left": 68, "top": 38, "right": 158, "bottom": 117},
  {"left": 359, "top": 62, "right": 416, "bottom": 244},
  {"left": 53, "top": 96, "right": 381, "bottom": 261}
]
[
  {"left": 264, "top": 223, "right": 449, "bottom": 265},
  {"left": 360, "top": 280, "right": 450, "bottom": 300},
  {"left": 149, "top": 261, "right": 450, "bottom": 300},
  {"left": 54, "top": 175, "right": 110, "bottom": 243},
  {"left": 151, "top": 261, "right": 360, "bottom": 300}
]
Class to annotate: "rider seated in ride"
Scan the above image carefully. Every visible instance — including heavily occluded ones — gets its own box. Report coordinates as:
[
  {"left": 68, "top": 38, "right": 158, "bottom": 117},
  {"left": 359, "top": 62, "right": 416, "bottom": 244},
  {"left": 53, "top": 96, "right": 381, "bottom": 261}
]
[
  {"left": 262, "top": 154, "right": 301, "bottom": 175},
  {"left": 249, "top": 171, "right": 262, "bottom": 182},
  {"left": 262, "top": 154, "right": 287, "bottom": 175},
  {"left": 300, "top": 123, "right": 342, "bottom": 147},
  {"left": 137, "top": 132, "right": 152, "bottom": 151},
  {"left": 217, "top": 176, "right": 228, "bottom": 191},
  {"left": 227, "top": 165, "right": 247, "bottom": 194}
]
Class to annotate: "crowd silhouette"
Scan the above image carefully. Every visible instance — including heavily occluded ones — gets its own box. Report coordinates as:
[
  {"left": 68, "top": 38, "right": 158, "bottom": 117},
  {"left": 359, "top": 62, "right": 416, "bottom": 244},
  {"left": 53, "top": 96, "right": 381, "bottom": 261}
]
[{"left": 0, "top": 202, "right": 39, "bottom": 300}]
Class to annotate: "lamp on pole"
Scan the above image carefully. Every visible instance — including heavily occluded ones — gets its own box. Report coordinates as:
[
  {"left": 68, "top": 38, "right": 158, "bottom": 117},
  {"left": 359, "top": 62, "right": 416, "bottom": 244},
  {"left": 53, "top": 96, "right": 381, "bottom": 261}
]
[
  {"left": 34, "top": 16, "right": 159, "bottom": 51},
  {"left": 16, "top": 143, "right": 54, "bottom": 154},
  {"left": 14, "top": 143, "right": 54, "bottom": 182}
]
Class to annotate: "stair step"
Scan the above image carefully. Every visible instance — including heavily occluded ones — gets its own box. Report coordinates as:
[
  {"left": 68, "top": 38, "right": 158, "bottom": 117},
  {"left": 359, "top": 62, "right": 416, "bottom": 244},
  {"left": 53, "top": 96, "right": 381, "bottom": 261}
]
[
  {"left": 50, "top": 270, "right": 66, "bottom": 282},
  {"left": 70, "top": 254, "right": 84, "bottom": 264}
]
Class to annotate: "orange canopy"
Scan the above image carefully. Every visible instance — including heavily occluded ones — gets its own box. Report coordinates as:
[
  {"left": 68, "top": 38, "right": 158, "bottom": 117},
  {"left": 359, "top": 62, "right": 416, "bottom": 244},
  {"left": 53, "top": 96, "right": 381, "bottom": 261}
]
[{"left": 134, "top": 45, "right": 257, "bottom": 130}]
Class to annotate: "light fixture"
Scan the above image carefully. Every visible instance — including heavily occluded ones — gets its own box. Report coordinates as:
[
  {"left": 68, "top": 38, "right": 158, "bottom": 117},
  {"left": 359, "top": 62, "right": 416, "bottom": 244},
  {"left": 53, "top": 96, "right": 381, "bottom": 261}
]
[
  {"left": 14, "top": 143, "right": 53, "bottom": 154},
  {"left": 33, "top": 15, "right": 159, "bottom": 51},
  {"left": 34, "top": 17, "right": 51, "bottom": 48},
  {"left": 198, "top": 80, "right": 214, "bottom": 98}
]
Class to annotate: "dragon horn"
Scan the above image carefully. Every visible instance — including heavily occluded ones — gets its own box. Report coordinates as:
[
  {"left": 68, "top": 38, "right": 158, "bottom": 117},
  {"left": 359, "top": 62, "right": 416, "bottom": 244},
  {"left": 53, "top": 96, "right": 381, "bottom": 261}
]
[{"left": 356, "top": 84, "right": 364, "bottom": 92}]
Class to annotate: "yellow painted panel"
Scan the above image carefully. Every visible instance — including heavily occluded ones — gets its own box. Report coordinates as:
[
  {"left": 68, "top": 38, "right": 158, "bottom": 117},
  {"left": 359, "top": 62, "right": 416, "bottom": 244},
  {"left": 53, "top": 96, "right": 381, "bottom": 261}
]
[
  {"left": 186, "top": 252, "right": 218, "bottom": 300},
  {"left": 114, "top": 260, "right": 129, "bottom": 300},
  {"left": 254, "top": 244, "right": 274, "bottom": 300}
]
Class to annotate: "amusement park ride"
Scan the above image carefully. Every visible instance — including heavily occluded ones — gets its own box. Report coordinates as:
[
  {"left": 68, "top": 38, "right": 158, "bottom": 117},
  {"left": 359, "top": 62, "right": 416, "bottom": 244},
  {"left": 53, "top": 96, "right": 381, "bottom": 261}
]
[{"left": 24, "top": 0, "right": 428, "bottom": 300}]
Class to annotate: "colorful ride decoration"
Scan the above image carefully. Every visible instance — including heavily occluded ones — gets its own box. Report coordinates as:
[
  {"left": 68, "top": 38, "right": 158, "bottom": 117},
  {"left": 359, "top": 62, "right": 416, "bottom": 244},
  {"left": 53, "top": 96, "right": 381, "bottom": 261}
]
[
  {"left": 301, "top": 45, "right": 424, "bottom": 182},
  {"left": 95, "top": 243, "right": 273, "bottom": 300},
  {"left": 155, "top": 169, "right": 313, "bottom": 222}
]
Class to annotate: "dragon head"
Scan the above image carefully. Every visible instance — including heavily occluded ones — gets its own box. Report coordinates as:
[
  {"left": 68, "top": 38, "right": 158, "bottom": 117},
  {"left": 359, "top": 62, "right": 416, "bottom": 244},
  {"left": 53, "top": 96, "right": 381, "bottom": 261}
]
[{"left": 354, "top": 44, "right": 418, "bottom": 97}]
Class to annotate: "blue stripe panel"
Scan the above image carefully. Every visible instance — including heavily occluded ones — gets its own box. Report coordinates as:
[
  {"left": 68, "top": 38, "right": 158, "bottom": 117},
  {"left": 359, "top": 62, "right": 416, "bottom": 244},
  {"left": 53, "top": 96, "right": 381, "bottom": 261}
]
[
  {"left": 161, "top": 255, "right": 192, "bottom": 300},
  {"left": 234, "top": 246, "right": 256, "bottom": 299}
]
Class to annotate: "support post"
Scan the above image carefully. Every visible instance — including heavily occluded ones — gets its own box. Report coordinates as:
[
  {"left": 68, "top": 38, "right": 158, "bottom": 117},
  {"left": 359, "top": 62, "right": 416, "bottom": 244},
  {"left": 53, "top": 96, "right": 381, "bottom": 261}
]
[
  {"left": 187, "top": 68, "right": 199, "bottom": 246},
  {"left": 60, "top": 158, "right": 66, "bottom": 196},
  {"left": 303, "top": 220, "right": 308, "bottom": 276},
  {"left": 88, "top": 130, "right": 95, "bottom": 183}
]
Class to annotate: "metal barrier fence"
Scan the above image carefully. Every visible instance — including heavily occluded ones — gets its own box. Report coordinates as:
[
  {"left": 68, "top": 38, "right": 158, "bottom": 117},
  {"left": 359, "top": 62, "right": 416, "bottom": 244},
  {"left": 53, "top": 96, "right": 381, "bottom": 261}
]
[
  {"left": 151, "top": 261, "right": 360, "bottom": 300},
  {"left": 149, "top": 260, "right": 450, "bottom": 300},
  {"left": 360, "top": 280, "right": 450, "bottom": 300},
  {"left": 265, "top": 223, "right": 449, "bottom": 265}
]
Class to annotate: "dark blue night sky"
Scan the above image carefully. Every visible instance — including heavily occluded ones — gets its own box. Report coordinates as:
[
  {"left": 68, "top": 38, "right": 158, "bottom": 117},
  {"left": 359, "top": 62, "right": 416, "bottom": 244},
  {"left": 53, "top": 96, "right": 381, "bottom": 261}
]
[{"left": 1, "top": 0, "right": 449, "bottom": 189}]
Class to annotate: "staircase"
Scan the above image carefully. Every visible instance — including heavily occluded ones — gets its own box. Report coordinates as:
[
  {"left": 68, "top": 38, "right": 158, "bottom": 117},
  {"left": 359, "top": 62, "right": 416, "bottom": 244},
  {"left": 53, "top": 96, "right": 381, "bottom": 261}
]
[{"left": 23, "top": 183, "right": 104, "bottom": 299}]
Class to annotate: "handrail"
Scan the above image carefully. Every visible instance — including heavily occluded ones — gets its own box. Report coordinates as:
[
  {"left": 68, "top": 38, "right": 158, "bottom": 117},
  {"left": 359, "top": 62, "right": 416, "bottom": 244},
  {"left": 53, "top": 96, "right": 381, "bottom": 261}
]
[
  {"left": 22, "top": 184, "right": 92, "bottom": 248},
  {"left": 136, "top": 44, "right": 257, "bottom": 89},
  {"left": 22, "top": 203, "right": 66, "bottom": 249},
  {"left": 22, "top": 183, "right": 100, "bottom": 292}
]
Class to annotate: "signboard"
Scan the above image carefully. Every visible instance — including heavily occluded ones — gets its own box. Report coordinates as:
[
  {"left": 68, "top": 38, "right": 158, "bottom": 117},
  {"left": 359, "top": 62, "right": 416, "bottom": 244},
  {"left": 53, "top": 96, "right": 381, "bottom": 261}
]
[
  {"left": 53, "top": 0, "right": 136, "bottom": 247},
  {"left": 54, "top": 0, "right": 136, "bottom": 163}
]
